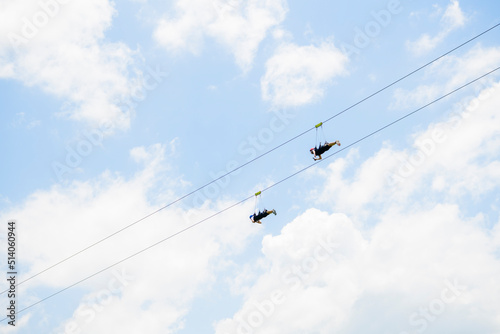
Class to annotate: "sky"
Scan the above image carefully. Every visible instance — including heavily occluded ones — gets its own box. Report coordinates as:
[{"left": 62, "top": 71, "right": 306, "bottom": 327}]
[{"left": 1, "top": 0, "right": 500, "bottom": 333}]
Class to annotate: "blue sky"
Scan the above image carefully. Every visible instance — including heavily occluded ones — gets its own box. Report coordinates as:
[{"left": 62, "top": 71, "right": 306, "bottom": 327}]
[{"left": 1, "top": 0, "right": 500, "bottom": 333}]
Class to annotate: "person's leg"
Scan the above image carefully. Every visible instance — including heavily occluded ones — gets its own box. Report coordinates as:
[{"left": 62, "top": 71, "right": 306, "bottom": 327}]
[{"left": 326, "top": 141, "right": 340, "bottom": 148}]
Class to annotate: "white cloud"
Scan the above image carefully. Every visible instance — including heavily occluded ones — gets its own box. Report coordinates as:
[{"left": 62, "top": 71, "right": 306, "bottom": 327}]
[
  {"left": 391, "top": 44, "right": 500, "bottom": 110},
  {"left": 407, "top": 0, "right": 467, "bottom": 57},
  {"left": 154, "top": 0, "right": 288, "bottom": 72},
  {"left": 322, "top": 79, "right": 500, "bottom": 216},
  {"left": 215, "top": 209, "right": 366, "bottom": 334},
  {"left": 216, "top": 206, "right": 500, "bottom": 333},
  {"left": 0, "top": 0, "right": 145, "bottom": 130},
  {"left": 441, "top": 0, "right": 467, "bottom": 29},
  {"left": 215, "top": 79, "right": 500, "bottom": 334},
  {"left": 260, "top": 41, "right": 349, "bottom": 108},
  {"left": 0, "top": 143, "right": 259, "bottom": 333}
]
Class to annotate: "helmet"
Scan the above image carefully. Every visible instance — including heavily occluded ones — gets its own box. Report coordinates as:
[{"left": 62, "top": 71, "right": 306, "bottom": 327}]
[{"left": 310, "top": 148, "right": 314, "bottom": 153}]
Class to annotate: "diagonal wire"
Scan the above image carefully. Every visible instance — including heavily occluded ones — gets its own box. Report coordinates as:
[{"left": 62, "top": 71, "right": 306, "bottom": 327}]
[
  {"left": 3, "top": 65, "right": 498, "bottom": 321},
  {"left": 322, "top": 22, "right": 500, "bottom": 124},
  {"left": 2, "top": 22, "right": 499, "bottom": 296}
]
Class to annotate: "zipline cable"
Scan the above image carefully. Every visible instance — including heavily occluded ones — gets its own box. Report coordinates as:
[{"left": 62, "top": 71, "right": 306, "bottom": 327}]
[
  {"left": 3, "top": 22, "right": 499, "bottom": 296},
  {"left": 322, "top": 22, "right": 500, "bottom": 124},
  {"left": 3, "top": 65, "right": 499, "bottom": 321}
]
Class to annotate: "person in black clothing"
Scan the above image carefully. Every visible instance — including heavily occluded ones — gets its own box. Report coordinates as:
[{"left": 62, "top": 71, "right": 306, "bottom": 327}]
[
  {"left": 310, "top": 140, "right": 340, "bottom": 161},
  {"left": 250, "top": 209, "right": 277, "bottom": 224}
]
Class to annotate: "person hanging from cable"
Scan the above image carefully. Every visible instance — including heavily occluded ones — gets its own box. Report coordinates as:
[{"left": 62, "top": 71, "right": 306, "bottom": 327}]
[
  {"left": 310, "top": 122, "right": 341, "bottom": 161},
  {"left": 249, "top": 191, "right": 276, "bottom": 224},
  {"left": 249, "top": 209, "right": 277, "bottom": 224},
  {"left": 310, "top": 141, "right": 341, "bottom": 160}
]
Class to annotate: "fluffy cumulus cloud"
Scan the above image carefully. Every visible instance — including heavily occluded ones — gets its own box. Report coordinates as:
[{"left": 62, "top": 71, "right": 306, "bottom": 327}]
[
  {"left": 391, "top": 44, "right": 500, "bottom": 110},
  {"left": 407, "top": 0, "right": 467, "bottom": 56},
  {"left": 215, "top": 209, "right": 366, "bottom": 334},
  {"left": 215, "top": 79, "right": 500, "bottom": 333},
  {"left": 260, "top": 41, "right": 349, "bottom": 108},
  {"left": 154, "top": 0, "right": 288, "bottom": 72},
  {"left": 0, "top": 0, "right": 145, "bottom": 130},
  {"left": 0, "top": 143, "right": 258, "bottom": 333}
]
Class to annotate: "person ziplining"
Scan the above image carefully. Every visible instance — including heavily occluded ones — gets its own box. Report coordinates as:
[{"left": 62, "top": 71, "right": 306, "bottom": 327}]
[
  {"left": 310, "top": 141, "right": 341, "bottom": 160},
  {"left": 249, "top": 191, "right": 277, "bottom": 224},
  {"left": 310, "top": 122, "right": 341, "bottom": 161},
  {"left": 249, "top": 209, "right": 277, "bottom": 224}
]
